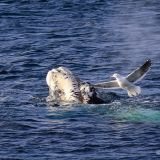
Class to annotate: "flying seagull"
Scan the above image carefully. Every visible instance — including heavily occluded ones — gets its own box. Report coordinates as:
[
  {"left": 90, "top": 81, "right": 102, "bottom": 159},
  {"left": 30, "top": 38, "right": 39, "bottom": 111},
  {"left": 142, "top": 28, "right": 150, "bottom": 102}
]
[{"left": 93, "top": 60, "right": 151, "bottom": 97}]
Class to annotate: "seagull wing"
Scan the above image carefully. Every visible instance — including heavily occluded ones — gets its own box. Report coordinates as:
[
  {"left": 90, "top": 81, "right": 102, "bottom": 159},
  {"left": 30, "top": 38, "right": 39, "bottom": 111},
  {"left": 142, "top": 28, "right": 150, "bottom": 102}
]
[
  {"left": 93, "top": 80, "right": 120, "bottom": 89},
  {"left": 126, "top": 59, "right": 151, "bottom": 83},
  {"left": 93, "top": 59, "right": 151, "bottom": 89}
]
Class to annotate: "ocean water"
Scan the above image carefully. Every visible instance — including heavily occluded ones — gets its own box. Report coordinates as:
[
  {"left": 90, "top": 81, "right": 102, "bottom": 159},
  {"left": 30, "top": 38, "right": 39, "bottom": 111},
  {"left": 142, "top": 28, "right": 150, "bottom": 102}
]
[{"left": 0, "top": 0, "right": 160, "bottom": 159}]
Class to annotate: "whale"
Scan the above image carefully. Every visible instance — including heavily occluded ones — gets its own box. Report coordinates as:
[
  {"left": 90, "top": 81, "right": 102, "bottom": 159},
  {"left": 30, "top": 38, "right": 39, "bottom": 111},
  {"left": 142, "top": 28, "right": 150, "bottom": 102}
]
[{"left": 46, "top": 67, "right": 104, "bottom": 104}]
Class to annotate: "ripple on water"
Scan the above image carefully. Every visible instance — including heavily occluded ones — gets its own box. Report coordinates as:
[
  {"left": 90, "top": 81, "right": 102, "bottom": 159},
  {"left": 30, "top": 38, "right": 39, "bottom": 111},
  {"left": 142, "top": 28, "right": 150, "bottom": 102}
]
[{"left": 0, "top": 0, "right": 160, "bottom": 159}]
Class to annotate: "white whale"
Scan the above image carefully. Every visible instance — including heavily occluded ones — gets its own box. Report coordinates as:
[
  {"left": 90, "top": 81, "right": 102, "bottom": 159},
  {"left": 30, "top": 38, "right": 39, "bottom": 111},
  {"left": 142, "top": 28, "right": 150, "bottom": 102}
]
[
  {"left": 46, "top": 67, "right": 103, "bottom": 104},
  {"left": 46, "top": 60, "right": 151, "bottom": 104}
]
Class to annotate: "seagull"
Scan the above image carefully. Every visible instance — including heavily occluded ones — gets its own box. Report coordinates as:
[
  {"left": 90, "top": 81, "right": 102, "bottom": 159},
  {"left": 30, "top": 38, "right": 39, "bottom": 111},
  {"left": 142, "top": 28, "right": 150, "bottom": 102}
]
[{"left": 93, "top": 60, "right": 151, "bottom": 97}]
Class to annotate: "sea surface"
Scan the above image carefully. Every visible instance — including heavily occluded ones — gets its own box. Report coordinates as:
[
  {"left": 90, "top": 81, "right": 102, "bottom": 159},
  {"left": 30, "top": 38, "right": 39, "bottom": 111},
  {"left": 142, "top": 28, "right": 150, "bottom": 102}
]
[{"left": 0, "top": 0, "right": 160, "bottom": 160}]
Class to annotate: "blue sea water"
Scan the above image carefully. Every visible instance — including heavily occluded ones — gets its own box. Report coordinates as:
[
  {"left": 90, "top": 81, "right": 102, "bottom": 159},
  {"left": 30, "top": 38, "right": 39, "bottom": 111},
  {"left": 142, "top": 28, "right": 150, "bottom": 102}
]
[{"left": 0, "top": 0, "right": 160, "bottom": 159}]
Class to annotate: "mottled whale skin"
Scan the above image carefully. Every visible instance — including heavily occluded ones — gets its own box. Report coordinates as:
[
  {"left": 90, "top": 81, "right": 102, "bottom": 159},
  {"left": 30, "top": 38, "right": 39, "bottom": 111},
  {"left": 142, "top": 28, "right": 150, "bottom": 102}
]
[{"left": 46, "top": 67, "right": 103, "bottom": 104}]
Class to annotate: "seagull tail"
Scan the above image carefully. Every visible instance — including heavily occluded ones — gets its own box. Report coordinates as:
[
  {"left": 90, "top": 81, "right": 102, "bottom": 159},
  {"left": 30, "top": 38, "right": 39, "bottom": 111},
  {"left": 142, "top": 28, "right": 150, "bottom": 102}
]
[{"left": 127, "top": 86, "right": 141, "bottom": 97}]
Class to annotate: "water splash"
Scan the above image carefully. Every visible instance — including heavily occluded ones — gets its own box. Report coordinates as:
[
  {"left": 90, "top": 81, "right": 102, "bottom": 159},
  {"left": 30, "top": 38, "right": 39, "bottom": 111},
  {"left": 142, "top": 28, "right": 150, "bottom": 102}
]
[{"left": 45, "top": 99, "right": 160, "bottom": 123}]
